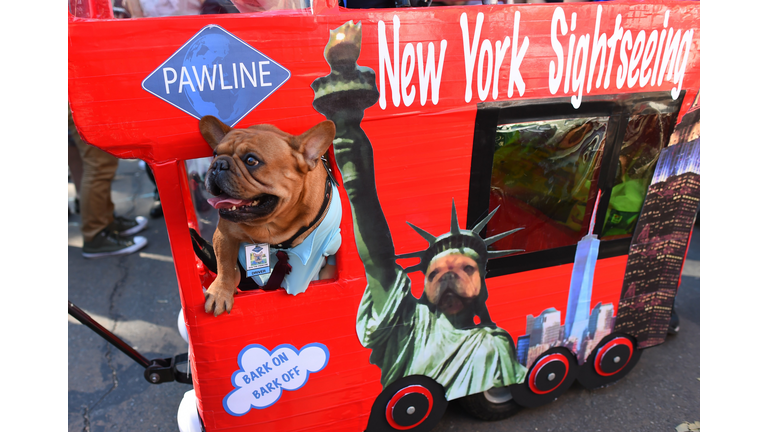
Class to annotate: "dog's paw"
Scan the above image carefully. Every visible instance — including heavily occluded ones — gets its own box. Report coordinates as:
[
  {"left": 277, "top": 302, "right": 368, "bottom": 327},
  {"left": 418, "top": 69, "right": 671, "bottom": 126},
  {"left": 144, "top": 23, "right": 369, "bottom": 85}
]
[{"left": 204, "top": 285, "right": 235, "bottom": 317}]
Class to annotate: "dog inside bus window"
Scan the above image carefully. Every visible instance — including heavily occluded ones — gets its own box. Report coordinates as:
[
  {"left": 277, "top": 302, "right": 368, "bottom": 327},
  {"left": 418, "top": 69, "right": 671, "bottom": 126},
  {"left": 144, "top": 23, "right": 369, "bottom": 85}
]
[{"left": 311, "top": 21, "right": 527, "bottom": 401}]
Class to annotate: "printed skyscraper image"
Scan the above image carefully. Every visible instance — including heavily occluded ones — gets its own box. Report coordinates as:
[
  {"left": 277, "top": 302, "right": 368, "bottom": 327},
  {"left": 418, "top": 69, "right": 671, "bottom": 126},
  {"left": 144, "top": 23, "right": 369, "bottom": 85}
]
[
  {"left": 563, "top": 191, "right": 608, "bottom": 358},
  {"left": 563, "top": 231, "right": 600, "bottom": 347},
  {"left": 614, "top": 111, "right": 700, "bottom": 349},
  {"left": 517, "top": 299, "right": 616, "bottom": 367},
  {"left": 516, "top": 193, "right": 617, "bottom": 367}
]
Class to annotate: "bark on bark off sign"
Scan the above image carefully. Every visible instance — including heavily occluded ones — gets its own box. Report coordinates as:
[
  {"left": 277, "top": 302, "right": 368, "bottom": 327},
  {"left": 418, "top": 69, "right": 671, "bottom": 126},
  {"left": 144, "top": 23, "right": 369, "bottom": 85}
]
[{"left": 224, "top": 343, "right": 329, "bottom": 415}]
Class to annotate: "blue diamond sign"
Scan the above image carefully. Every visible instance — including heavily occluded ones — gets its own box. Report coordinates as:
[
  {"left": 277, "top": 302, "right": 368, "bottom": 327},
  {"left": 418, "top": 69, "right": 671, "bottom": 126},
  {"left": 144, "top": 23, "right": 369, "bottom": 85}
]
[{"left": 142, "top": 25, "right": 291, "bottom": 127}]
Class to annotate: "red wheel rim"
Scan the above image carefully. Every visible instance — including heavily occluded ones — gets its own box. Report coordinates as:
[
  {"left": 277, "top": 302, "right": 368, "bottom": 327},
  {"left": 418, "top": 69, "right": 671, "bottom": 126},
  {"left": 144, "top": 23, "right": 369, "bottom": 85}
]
[
  {"left": 528, "top": 353, "right": 569, "bottom": 395},
  {"left": 594, "top": 337, "right": 634, "bottom": 377},
  {"left": 385, "top": 385, "right": 434, "bottom": 430}
]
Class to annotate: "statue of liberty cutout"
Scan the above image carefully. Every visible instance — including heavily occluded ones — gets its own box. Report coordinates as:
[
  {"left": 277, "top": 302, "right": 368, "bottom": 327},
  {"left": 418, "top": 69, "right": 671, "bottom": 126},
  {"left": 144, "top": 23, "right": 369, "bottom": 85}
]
[{"left": 311, "top": 22, "right": 528, "bottom": 421}]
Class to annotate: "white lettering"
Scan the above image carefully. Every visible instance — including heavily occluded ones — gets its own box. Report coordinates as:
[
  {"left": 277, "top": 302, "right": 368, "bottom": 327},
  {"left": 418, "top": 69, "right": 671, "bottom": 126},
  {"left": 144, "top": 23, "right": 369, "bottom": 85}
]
[
  {"left": 401, "top": 43, "right": 416, "bottom": 106},
  {"left": 240, "top": 62, "right": 258, "bottom": 88},
  {"left": 375, "top": 8, "right": 696, "bottom": 110},
  {"left": 671, "top": 29, "right": 693, "bottom": 100},
  {"left": 564, "top": 13, "right": 577, "bottom": 94},
  {"left": 179, "top": 67, "right": 196, "bottom": 93},
  {"left": 549, "top": 7, "right": 567, "bottom": 94},
  {"left": 163, "top": 68, "right": 177, "bottom": 94},
  {"left": 259, "top": 61, "right": 272, "bottom": 86},
  {"left": 477, "top": 40, "right": 493, "bottom": 101},
  {"left": 219, "top": 64, "right": 232, "bottom": 90},
  {"left": 640, "top": 30, "right": 657, "bottom": 87},
  {"left": 416, "top": 40, "right": 447, "bottom": 106},
  {"left": 460, "top": 12, "right": 484, "bottom": 103},
  {"left": 659, "top": 28, "right": 680, "bottom": 86},
  {"left": 627, "top": 30, "right": 645, "bottom": 88},
  {"left": 652, "top": 27, "right": 667, "bottom": 86},
  {"left": 604, "top": 14, "right": 623, "bottom": 89},
  {"left": 616, "top": 30, "right": 632, "bottom": 89},
  {"left": 378, "top": 16, "right": 401, "bottom": 109},
  {"left": 507, "top": 11, "right": 529, "bottom": 98},
  {"left": 571, "top": 33, "right": 589, "bottom": 108},
  {"left": 493, "top": 37, "right": 510, "bottom": 100},
  {"left": 544, "top": 7, "right": 694, "bottom": 104},
  {"left": 192, "top": 65, "right": 217, "bottom": 91},
  {"left": 379, "top": 16, "right": 450, "bottom": 108},
  {"left": 587, "top": 5, "right": 606, "bottom": 92}
]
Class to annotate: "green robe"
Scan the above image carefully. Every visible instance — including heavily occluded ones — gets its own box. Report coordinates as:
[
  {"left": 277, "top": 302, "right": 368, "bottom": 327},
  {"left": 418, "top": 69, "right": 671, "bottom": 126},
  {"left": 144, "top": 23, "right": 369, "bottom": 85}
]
[{"left": 357, "top": 271, "right": 528, "bottom": 401}]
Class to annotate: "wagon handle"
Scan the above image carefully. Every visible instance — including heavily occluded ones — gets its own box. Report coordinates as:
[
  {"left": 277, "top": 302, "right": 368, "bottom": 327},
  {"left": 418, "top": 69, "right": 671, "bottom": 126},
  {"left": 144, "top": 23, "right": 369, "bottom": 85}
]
[
  {"left": 69, "top": 300, "right": 152, "bottom": 367},
  {"left": 68, "top": 301, "right": 193, "bottom": 385}
]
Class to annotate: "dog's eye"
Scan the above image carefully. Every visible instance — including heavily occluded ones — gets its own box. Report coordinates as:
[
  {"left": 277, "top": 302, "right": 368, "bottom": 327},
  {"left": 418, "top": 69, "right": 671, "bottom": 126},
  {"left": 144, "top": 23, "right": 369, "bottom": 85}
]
[
  {"left": 245, "top": 155, "right": 259, "bottom": 166},
  {"left": 427, "top": 270, "right": 439, "bottom": 282},
  {"left": 463, "top": 265, "right": 476, "bottom": 275}
]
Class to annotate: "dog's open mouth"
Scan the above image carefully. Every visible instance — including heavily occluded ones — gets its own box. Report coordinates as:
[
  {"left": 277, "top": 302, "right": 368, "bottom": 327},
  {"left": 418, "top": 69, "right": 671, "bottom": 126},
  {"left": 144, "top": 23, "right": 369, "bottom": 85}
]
[
  {"left": 436, "top": 288, "right": 471, "bottom": 315},
  {"left": 207, "top": 193, "right": 279, "bottom": 221}
]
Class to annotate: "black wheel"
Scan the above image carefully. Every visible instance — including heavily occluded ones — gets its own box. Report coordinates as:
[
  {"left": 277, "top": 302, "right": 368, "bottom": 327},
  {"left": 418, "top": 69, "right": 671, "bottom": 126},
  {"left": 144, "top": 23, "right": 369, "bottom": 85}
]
[
  {"left": 577, "top": 333, "right": 642, "bottom": 390},
  {"left": 459, "top": 386, "right": 522, "bottom": 421},
  {"left": 366, "top": 375, "right": 448, "bottom": 432},
  {"left": 508, "top": 347, "right": 578, "bottom": 408}
]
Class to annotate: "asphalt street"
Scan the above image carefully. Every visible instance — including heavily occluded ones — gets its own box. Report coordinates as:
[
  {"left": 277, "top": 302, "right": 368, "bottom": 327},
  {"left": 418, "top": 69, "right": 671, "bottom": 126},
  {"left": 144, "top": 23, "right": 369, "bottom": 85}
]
[{"left": 68, "top": 159, "right": 700, "bottom": 432}]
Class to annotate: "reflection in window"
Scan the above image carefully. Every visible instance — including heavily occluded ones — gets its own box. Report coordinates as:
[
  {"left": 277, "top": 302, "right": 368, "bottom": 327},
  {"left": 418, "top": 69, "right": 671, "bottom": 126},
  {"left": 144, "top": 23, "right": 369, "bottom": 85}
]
[
  {"left": 602, "top": 112, "right": 676, "bottom": 239},
  {"left": 485, "top": 118, "right": 607, "bottom": 254}
]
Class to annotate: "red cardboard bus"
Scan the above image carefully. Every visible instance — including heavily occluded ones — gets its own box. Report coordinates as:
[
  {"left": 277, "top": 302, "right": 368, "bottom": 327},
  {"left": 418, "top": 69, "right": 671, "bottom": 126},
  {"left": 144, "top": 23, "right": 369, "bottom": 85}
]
[{"left": 68, "top": 1, "right": 700, "bottom": 431}]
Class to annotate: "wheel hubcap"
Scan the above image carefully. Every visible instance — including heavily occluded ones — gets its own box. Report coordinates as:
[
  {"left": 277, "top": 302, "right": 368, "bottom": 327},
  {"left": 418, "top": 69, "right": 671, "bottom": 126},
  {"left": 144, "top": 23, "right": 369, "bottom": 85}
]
[
  {"left": 595, "top": 337, "right": 633, "bottom": 377},
  {"left": 528, "top": 353, "right": 569, "bottom": 395},
  {"left": 386, "top": 385, "right": 434, "bottom": 430}
]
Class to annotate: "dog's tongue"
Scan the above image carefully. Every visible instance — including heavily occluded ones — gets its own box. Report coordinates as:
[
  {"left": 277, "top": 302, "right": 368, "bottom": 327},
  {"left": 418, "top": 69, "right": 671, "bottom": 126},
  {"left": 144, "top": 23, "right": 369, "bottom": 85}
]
[{"left": 207, "top": 195, "right": 250, "bottom": 209}]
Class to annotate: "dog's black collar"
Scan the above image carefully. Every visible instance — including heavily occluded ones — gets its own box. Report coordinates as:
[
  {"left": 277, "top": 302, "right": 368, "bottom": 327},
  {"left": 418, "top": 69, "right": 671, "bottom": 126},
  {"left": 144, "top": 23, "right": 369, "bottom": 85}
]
[{"left": 272, "top": 170, "right": 334, "bottom": 250}]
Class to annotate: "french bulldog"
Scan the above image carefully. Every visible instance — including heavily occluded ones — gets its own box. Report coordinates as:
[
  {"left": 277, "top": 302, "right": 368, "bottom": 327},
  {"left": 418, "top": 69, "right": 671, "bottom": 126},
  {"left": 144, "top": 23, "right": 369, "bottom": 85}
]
[
  {"left": 424, "top": 251, "right": 482, "bottom": 316},
  {"left": 198, "top": 115, "right": 337, "bottom": 316}
]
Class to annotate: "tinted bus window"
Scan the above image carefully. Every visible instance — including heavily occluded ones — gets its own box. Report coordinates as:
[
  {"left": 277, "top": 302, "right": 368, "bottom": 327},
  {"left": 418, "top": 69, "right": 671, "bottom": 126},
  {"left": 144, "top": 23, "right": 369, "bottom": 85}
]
[
  {"left": 486, "top": 117, "right": 607, "bottom": 254},
  {"left": 602, "top": 111, "right": 677, "bottom": 239}
]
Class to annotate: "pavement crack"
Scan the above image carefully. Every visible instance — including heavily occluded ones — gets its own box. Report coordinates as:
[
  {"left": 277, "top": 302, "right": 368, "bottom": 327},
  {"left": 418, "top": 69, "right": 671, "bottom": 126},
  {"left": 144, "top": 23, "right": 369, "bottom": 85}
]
[
  {"left": 86, "top": 258, "right": 131, "bottom": 415},
  {"left": 81, "top": 405, "right": 90, "bottom": 432}
]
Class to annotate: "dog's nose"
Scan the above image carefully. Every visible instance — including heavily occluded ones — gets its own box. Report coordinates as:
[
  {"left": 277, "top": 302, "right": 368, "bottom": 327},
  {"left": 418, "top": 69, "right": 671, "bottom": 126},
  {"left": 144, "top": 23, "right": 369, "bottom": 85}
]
[
  {"left": 439, "top": 272, "right": 458, "bottom": 283},
  {"left": 211, "top": 158, "right": 230, "bottom": 174}
]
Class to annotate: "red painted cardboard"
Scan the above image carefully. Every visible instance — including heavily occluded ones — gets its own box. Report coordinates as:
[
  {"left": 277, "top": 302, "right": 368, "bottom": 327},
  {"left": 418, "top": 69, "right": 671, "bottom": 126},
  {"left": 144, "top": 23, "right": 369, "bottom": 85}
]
[{"left": 68, "top": 1, "right": 699, "bottom": 430}]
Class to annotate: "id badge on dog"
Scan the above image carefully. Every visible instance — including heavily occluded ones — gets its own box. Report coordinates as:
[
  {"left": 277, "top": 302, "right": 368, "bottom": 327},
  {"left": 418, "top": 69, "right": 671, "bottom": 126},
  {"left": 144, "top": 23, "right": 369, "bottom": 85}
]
[{"left": 245, "top": 243, "right": 271, "bottom": 277}]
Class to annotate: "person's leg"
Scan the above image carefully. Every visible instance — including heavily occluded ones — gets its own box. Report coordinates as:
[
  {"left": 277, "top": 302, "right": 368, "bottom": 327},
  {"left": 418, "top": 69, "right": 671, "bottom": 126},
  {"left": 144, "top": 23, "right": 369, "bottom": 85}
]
[
  {"left": 68, "top": 139, "right": 83, "bottom": 196},
  {"left": 70, "top": 108, "right": 147, "bottom": 258},
  {"left": 74, "top": 134, "right": 118, "bottom": 243}
]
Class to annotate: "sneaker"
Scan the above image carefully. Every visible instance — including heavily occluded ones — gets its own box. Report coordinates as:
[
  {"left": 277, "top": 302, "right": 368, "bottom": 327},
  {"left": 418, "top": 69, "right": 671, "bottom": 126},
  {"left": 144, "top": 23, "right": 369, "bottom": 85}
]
[
  {"left": 83, "top": 229, "right": 148, "bottom": 258},
  {"left": 108, "top": 215, "right": 148, "bottom": 236}
]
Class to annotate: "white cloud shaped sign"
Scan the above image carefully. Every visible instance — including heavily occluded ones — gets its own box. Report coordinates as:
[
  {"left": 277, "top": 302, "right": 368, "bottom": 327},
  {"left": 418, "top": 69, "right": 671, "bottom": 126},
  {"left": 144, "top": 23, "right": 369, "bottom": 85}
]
[{"left": 223, "top": 342, "right": 329, "bottom": 415}]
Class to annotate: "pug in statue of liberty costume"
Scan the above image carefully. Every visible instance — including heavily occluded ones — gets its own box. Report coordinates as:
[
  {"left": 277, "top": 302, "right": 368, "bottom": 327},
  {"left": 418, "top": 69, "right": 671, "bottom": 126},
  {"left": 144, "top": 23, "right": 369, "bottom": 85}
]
[{"left": 311, "top": 21, "right": 527, "bottom": 401}]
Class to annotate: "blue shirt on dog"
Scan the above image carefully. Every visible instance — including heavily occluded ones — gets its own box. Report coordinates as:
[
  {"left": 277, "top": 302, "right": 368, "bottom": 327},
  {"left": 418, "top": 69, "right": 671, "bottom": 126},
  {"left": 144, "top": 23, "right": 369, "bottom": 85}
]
[{"left": 237, "top": 183, "right": 342, "bottom": 295}]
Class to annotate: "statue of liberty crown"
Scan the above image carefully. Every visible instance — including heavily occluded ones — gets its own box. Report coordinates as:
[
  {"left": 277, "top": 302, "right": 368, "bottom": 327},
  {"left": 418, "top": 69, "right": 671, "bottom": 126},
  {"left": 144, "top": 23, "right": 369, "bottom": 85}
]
[{"left": 396, "top": 201, "right": 524, "bottom": 274}]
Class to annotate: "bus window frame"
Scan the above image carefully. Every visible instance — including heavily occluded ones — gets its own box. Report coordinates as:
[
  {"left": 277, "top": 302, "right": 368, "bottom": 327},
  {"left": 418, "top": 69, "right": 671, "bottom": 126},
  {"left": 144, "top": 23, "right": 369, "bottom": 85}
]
[{"left": 466, "top": 91, "right": 684, "bottom": 278}]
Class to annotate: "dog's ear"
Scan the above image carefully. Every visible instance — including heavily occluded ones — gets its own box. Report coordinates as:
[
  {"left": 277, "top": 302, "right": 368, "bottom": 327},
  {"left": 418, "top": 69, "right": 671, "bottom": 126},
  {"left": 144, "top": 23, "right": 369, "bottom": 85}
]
[
  {"left": 199, "top": 116, "right": 232, "bottom": 151},
  {"left": 294, "top": 121, "right": 336, "bottom": 170}
]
